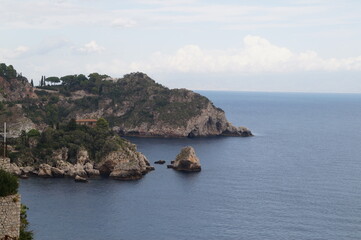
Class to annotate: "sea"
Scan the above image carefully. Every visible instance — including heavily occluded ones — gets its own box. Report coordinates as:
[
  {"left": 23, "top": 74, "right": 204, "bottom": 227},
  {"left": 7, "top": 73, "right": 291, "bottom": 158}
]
[{"left": 19, "top": 91, "right": 361, "bottom": 240}]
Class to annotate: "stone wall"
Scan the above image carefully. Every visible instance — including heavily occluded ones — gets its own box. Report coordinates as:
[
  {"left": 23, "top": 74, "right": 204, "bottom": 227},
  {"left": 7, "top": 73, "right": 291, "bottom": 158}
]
[
  {"left": 0, "top": 194, "right": 21, "bottom": 240},
  {"left": 0, "top": 158, "right": 10, "bottom": 172}
]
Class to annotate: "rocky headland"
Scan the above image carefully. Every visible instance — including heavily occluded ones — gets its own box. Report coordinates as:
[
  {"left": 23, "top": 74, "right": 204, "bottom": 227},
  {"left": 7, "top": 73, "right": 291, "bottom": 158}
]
[{"left": 0, "top": 64, "right": 252, "bottom": 138}]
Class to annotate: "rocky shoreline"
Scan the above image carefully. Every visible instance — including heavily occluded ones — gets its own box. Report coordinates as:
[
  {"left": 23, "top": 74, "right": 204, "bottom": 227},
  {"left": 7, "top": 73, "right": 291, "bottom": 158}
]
[
  {"left": 1, "top": 146, "right": 204, "bottom": 181},
  {"left": 1, "top": 146, "right": 155, "bottom": 181}
]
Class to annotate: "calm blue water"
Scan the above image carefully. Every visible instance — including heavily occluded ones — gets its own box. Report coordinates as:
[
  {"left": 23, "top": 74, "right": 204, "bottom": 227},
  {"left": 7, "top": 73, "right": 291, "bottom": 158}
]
[{"left": 20, "top": 92, "right": 361, "bottom": 240}]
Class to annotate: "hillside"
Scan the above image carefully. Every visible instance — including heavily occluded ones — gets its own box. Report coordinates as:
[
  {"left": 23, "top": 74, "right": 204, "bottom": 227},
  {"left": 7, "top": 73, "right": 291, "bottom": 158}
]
[{"left": 0, "top": 64, "right": 252, "bottom": 138}]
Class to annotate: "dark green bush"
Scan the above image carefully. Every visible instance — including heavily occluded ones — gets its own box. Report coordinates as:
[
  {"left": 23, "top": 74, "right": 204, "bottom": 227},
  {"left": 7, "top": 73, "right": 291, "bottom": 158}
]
[
  {"left": 0, "top": 169, "right": 19, "bottom": 197},
  {"left": 27, "top": 129, "right": 40, "bottom": 138}
]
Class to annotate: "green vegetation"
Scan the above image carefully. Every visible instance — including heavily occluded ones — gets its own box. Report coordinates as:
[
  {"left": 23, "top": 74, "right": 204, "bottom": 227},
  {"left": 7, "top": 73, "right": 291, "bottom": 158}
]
[
  {"left": 0, "top": 169, "right": 19, "bottom": 197},
  {"left": 20, "top": 205, "right": 33, "bottom": 240},
  {"left": 17, "top": 71, "right": 211, "bottom": 128},
  {"left": 0, "top": 63, "right": 17, "bottom": 79},
  {"left": 11, "top": 118, "right": 131, "bottom": 166}
]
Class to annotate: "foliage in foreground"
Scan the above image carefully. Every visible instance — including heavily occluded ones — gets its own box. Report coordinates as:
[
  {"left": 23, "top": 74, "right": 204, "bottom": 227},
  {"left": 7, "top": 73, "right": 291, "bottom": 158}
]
[
  {"left": 0, "top": 169, "right": 19, "bottom": 197},
  {"left": 19, "top": 204, "right": 33, "bottom": 240}
]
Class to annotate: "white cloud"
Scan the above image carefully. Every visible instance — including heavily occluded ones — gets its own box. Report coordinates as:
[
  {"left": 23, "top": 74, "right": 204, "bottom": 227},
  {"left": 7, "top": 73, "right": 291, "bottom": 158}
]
[
  {"left": 0, "top": 45, "right": 29, "bottom": 60},
  {"left": 77, "top": 41, "right": 105, "bottom": 54},
  {"left": 126, "top": 35, "right": 361, "bottom": 73},
  {"left": 111, "top": 18, "right": 137, "bottom": 28}
]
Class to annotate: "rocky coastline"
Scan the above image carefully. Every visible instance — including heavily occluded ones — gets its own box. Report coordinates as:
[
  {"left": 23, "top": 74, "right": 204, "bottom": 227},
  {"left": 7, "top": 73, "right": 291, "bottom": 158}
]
[{"left": 1, "top": 146, "right": 154, "bottom": 181}]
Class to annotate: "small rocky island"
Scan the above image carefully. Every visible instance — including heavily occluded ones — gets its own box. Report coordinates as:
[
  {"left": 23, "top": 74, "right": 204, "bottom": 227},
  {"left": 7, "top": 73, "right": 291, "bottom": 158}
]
[{"left": 168, "top": 146, "right": 201, "bottom": 172}]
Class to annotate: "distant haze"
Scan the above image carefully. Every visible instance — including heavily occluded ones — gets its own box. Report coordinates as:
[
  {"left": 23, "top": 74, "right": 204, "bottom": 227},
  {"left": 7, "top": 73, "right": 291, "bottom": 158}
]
[{"left": 1, "top": 0, "right": 360, "bottom": 93}]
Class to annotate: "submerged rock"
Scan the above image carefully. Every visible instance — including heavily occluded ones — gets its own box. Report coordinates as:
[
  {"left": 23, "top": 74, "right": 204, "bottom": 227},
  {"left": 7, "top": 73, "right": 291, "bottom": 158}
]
[
  {"left": 154, "top": 160, "right": 166, "bottom": 164},
  {"left": 170, "top": 146, "right": 201, "bottom": 172},
  {"left": 74, "top": 175, "right": 88, "bottom": 183}
]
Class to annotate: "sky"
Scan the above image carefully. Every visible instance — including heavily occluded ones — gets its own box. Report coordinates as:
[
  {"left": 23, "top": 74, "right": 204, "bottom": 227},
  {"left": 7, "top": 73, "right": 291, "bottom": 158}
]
[{"left": 0, "top": 0, "right": 361, "bottom": 92}]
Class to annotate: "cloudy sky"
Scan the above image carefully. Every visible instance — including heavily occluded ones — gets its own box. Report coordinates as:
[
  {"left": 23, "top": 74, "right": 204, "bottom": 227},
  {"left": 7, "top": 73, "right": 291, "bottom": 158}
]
[{"left": 1, "top": 0, "right": 361, "bottom": 92}]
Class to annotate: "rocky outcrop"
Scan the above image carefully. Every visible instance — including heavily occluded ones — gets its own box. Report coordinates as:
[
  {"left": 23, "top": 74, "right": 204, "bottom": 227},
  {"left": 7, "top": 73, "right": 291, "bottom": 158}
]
[
  {"left": 5, "top": 143, "right": 150, "bottom": 181},
  {"left": 170, "top": 146, "right": 201, "bottom": 172},
  {"left": 97, "top": 144, "right": 152, "bottom": 180},
  {"left": 84, "top": 162, "right": 100, "bottom": 177},
  {"left": 76, "top": 148, "right": 90, "bottom": 165},
  {"left": 52, "top": 148, "right": 68, "bottom": 162},
  {"left": 38, "top": 164, "right": 53, "bottom": 177}
]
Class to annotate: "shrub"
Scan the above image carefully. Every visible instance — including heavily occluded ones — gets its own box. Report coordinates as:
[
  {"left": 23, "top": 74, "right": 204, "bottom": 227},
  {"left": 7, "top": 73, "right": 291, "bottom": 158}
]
[
  {"left": 20, "top": 204, "right": 33, "bottom": 240},
  {"left": 0, "top": 169, "right": 19, "bottom": 197},
  {"left": 27, "top": 129, "right": 40, "bottom": 138}
]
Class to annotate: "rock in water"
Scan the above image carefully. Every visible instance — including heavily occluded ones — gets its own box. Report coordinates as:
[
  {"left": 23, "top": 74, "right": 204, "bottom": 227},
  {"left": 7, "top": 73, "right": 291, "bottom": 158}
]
[
  {"left": 74, "top": 175, "right": 88, "bottom": 183},
  {"left": 154, "top": 160, "right": 166, "bottom": 164},
  {"left": 171, "top": 146, "right": 201, "bottom": 172}
]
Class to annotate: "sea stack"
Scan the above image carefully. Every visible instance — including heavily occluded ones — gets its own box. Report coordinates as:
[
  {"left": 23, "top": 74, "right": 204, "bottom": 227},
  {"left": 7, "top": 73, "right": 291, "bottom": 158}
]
[{"left": 171, "top": 146, "right": 201, "bottom": 172}]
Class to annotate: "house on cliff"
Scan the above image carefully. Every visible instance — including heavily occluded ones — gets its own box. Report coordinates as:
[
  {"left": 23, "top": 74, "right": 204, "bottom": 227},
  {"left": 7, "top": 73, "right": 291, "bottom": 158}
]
[{"left": 75, "top": 119, "right": 97, "bottom": 127}]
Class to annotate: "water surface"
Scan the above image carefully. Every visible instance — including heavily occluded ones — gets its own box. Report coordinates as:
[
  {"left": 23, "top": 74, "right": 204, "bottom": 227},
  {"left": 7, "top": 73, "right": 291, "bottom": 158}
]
[{"left": 20, "top": 92, "right": 361, "bottom": 240}]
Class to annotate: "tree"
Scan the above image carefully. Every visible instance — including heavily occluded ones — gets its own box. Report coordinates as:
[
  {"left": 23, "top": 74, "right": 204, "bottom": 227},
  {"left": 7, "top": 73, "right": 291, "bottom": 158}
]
[
  {"left": 0, "top": 169, "right": 19, "bottom": 197},
  {"left": 60, "top": 75, "right": 77, "bottom": 86},
  {"left": 6, "top": 65, "right": 17, "bottom": 78},
  {"left": 0, "top": 63, "right": 6, "bottom": 77},
  {"left": 27, "top": 129, "right": 40, "bottom": 138},
  {"left": 96, "top": 118, "right": 109, "bottom": 130},
  {"left": 0, "top": 63, "right": 17, "bottom": 79},
  {"left": 45, "top": 76, "right": 60, "bottom": 85},
  {"left": 30, "top": 79, "right": 34, "bottom": 87},
  {"left": 67, "top": 118, "right": 77, "bottom": 131}
]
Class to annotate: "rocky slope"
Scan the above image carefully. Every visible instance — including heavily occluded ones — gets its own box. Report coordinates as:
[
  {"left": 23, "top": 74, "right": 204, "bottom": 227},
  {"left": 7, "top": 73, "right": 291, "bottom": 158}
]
[
  {"left": 71, "top": 73, "right": 252, "bottom": 137},
  {"left": 0, "top": 76, "right": 37, "bottom": 137}
]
